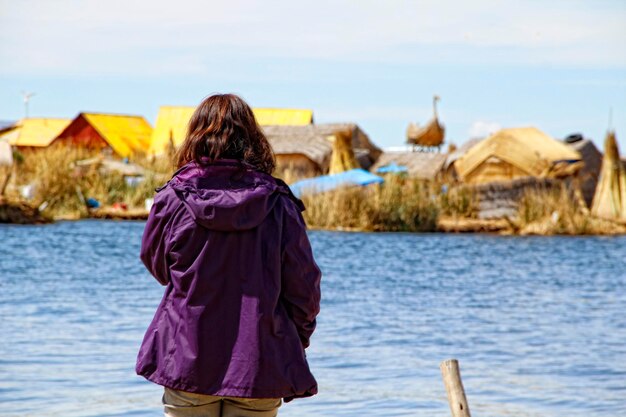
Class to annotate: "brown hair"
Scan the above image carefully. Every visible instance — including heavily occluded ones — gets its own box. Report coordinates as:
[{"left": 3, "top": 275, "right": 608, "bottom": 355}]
[{"left": 175, "top": 94, "right": 275, "bottom": 174}]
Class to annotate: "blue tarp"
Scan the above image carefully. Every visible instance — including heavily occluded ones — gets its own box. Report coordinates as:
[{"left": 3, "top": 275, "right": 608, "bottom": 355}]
[
  {"left": 376, "top": 162, "right": 409, "bottom": 174},
  {"left": 289, "top": 169, "right": 384, "bottom": 198}
]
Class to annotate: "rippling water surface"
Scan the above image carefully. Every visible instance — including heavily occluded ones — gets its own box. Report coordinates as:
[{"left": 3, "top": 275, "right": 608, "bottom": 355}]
[{"left": 1, "top": 221, "right": 625, "bottom": 417}]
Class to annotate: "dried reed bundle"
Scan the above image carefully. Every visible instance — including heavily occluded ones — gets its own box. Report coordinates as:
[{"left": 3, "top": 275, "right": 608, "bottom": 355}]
[
  {"left": 328, "top": 129, "right": 359, "bottom": 175},
  {"left": 592, "top": 131, "right": 626, "bottom": 220}
]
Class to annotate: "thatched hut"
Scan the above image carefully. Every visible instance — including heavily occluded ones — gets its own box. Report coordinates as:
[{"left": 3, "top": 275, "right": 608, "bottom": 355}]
[
  {"left": 454, "top": 127, "right": 581, "bottom": 184},
  {"left": 54, "top": 113, "right": 152, "bottom": 158},
  {"left": 442, "top": 137, "right": 484, "bottom": 181},
  {"left": 264, "top": 127, "right": 330, "bottom": 175},
  {"left": 264, "top": 123, "right": 381, "bottom": 175},
  {"left": 370, "top": 151, "right": 447, "bottom": 180}
]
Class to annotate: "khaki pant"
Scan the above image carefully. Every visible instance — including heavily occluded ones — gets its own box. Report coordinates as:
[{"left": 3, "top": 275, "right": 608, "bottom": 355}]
[{"left": 163, "top": 388, "right": 282, "bottom": 417}]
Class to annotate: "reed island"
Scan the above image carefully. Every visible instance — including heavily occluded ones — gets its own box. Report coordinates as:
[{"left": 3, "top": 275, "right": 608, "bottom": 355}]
[{"left": 1, "top": 102, "right": 624, "bottom": 235}]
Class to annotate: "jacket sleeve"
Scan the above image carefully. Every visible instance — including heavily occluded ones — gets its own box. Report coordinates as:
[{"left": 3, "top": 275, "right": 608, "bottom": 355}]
[
  {"left": 139, "top": 192, "right": 175, "bottom": 286},
  {"left": 281, "top": 200, "right": 322, "bottom": 349}
]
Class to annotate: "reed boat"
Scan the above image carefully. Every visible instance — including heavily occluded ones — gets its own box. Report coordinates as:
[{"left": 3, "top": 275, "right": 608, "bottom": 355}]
[{"left": 407, "top": 95, "right": 445, "bottom": 149}]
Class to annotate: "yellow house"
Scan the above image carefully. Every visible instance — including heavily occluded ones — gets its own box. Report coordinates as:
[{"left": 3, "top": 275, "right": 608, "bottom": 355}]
[
  {"left": 54, "top": 113, "right": 152, "bottom": 158},
  {"left": 149, "top": 106, "right": 314, "bottom": 156},
  {"left": 0, "top": 118, "right": 71, "bottom": 149},
  {"left": 254, "top": 108, "right": 313, "bottom": 126}
]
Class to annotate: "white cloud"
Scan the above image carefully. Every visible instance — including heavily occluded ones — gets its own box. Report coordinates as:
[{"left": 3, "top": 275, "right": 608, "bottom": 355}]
[
  {"left": 0, "top": 0, "right": 625, "bottom": 76},
  {"left": 468, "top": 121, "right": 501, "bottom": 138}
]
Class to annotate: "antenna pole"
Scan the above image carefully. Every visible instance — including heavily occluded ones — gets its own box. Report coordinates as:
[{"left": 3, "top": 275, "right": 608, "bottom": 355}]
[{"left": 21, "top": 91, "right": 35, "bottom": 118}]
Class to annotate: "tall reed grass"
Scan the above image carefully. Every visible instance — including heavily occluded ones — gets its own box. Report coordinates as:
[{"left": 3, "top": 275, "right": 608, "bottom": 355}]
[
  {"left": 4, "top": 146, "right": 623, "bottom": 234},
  {"left": 4, "top": 146, "right": 174, "bottom": 218},
  {"left": 516, "top": 183, "right": 625, "bottom": 235},
  {"left": 301, "top": 176, "right": 478, "bottom": 232}
]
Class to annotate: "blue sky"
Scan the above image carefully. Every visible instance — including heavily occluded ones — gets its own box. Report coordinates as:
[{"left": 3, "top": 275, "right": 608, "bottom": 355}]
[{"left": 1, "top": 0, "right": 625, "bottom": 150}]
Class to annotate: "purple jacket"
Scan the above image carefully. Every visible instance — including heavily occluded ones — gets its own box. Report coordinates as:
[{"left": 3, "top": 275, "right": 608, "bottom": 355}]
[{"left": 136, "top": 159, "right": 321, "bottom": 401}]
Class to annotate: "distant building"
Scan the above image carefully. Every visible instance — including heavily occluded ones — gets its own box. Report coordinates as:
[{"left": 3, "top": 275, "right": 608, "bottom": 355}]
[
  {"left": 147, "top": 105, "right": 380, "bottom": 175},
  {"left": 54, "top": 113, "right": 152, "bottom": 158},
  {"left": 149, "top": 106, "right": 314, "bottom": 156},
  {"left": 0, "top": 118, "right": 71, "bottom": 150},
  {"left": 254, "top": 108, "right": 314, "bottom": 126},
  {"left": 454, "top": 127, "right": 581, "bottom": 184},
  {"left": 370, "top": 151, "right": 447, "bottom": 180},
  {"left": 149, "top": 106, "right": 194, "bottom": 156},
  {"left": 265, "top": 123, "right": 381, "bottom": 175},
  {"left": 442, "top": 137, "right": 484, "bottom": 181}
]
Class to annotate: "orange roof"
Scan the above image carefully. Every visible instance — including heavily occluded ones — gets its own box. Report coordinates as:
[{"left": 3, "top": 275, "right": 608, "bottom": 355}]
[{"left": 79, "top": 113, "right": 152, "bottom": 157}]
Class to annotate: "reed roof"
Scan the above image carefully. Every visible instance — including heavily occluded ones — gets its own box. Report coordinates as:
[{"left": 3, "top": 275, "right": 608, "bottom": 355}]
[
  {"left": 264, "top": 123, "right": 379, "bottom": 169},
  {"left": 444, "top": 137, "right": 483, "bottom": 169},
  {"left": 265, "top": 128, "right": 331, "bottom": 166},
  {"left": 264, "top": 125, "right": 339, "bottom": 166},
  {"left": 455, "top": 127, "right": 581, "bottom": 180},
  {"left": 370, "top": 151, "right": 447, "bottom": 180}
]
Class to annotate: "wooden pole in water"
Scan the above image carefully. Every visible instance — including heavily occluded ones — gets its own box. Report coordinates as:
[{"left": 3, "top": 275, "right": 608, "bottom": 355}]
[{"left": 440, "top": 359, "right": 471, "bottom": 417}]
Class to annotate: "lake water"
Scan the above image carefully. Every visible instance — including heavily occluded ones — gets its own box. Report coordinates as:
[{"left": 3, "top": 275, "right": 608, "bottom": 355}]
[{"left": 0, "top": 220, "right": 625, "bottom": 417}]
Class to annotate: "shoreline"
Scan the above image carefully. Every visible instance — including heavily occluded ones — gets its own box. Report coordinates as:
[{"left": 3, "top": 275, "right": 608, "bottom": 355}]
[
  {"left": 25, "top": 211, "right": 624, "bottom": 236},
  {"left": 0, "top": 199, "right": 52, "bottom": 224},
  {"left": 3, "top": 200, "right": 624, "bottom": 236}
]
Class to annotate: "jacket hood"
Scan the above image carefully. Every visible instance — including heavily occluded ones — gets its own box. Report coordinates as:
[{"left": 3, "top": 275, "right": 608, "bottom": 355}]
[{"left": 165, "top": 159, "right": 303, "bottom": 231}]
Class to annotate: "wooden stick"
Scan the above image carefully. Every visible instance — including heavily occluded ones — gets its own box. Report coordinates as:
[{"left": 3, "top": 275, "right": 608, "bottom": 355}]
[{"left": 440, "top": 359, "right": 471, "bottom": 417}]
